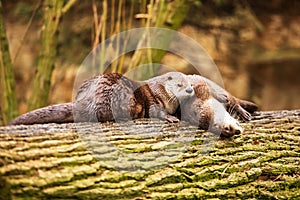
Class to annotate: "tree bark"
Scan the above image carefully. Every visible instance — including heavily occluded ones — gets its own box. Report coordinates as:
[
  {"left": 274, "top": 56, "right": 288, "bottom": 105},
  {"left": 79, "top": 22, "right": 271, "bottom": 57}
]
[
  {"left": 0, "top": 110, "right": 299, "bottom": 199},
  {"left": 0, "top": 0, "right": 18, "bottom": 125},
  {"left": 28, "top": 0, "right": 64, "bottom": 111}
]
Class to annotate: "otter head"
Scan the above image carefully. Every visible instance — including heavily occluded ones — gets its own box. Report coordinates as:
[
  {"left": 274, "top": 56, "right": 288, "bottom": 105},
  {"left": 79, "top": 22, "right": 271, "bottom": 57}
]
[
  {"left": 146, "top": 72, "right": 194, "bottom": 114},
  {"left": 180, "top": 81, "right": 243, "bottom": 137},
  {"left": 207, "top": 98, "right": 243, "bottom": 137},
  {"left": 162, "top": 72, "right": 194, "bottom": 102}
]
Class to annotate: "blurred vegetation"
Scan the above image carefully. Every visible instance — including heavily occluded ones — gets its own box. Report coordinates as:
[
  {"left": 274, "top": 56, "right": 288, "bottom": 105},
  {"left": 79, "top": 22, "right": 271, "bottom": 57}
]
[
  {"left": 90, "top": 0, "right": 191, "bottom": 79},
  {"left": 1, "top": 0, "right": 300, "bottom": 125},
  {"left": 28, "top": 0, "right": 64, "bottom": 111},
  {"left": 0, "top": 0, "right": 195, "bottom": 125},
  {"left": 0, "top": 0, "right": 18, "bottom": 124}
]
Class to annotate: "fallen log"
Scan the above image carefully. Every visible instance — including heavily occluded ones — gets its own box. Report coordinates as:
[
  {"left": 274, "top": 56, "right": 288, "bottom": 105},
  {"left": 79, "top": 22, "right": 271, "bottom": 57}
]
[{"left": 0, "top": 110, "right": 299, "bottom": 199}]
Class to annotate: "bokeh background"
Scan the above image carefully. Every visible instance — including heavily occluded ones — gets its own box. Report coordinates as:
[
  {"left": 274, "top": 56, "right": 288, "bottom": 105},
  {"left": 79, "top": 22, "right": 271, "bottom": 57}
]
[{"left": 3, "top": 0, "right": 300, "bottom": 115}]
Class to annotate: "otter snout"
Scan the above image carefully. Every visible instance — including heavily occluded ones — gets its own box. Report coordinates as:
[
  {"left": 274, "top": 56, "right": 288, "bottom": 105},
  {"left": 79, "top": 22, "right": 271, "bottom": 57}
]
[
  {"left": 222, "top": 123, "right": 243, "bottom": 137},
  {"left": 185, "top": 87, "right": 194, "bottom": 94},
  {"left": 220, "top": 111, "right": 243, "bottom": 137},
  {"left": 206, "top": 98, "right": 243, "bottom": 137}
]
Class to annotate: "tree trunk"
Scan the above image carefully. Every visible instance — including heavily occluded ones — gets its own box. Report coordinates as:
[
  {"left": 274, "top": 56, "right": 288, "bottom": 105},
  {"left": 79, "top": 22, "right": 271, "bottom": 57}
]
[
  {"left": 0, "top": 110, "right": 299, "bottom": 199},
  {"left": 0, "top": 0, "right": 18, "bottom": 125},
  {"left": 28, "top": 0, "right": 63, "bottom": 111}
]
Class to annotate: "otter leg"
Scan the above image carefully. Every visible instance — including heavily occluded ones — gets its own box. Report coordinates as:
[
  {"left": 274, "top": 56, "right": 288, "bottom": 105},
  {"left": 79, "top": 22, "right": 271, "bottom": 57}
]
[
  {"left": 149, "top": 104, "right": 180, "bottom": 123},
  {"left": 238, "top": 99, "right": 258, "bottom": 113},
  {"left": 228, "top": 104, "right": 252, "bottom": 121},
  {"left": 163, "top": 115, "right": 180, "bottom": 123}
]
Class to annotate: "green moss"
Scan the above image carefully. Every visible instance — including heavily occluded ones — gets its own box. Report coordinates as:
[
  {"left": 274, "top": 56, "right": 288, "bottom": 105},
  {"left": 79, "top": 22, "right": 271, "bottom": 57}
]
[
  {"left": 0, "top": 176, "right": 12, "bottom": 200},
  {"left": 0, "top": 111, "right": 299, "bottom": 199}
]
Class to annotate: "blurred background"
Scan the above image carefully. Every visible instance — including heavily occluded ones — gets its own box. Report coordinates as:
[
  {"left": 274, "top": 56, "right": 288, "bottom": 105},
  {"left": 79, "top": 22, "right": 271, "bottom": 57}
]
[{"left": 2, "top": 0, "right": 300, "bottom": 119}]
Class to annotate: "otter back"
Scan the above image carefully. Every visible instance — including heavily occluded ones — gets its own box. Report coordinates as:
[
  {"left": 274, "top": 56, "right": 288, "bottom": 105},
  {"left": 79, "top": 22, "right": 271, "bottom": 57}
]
[
  {"left": 9, "top": 72, "right": 195, "bottom": 125},
  {"left": 73, "top": 72, "right": 194, "bottom": 123}
]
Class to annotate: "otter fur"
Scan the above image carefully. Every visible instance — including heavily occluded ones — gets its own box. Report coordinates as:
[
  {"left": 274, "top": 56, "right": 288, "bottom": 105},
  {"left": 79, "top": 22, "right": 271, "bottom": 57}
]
[
  {"left": 9, "top": 72, "right": 194, "bottom": 125},
  {"left": 8, "top": 72, "right": 257, "bottom": 138},
  {"left": 179, "top": 74, "right": 258, "bottom": 137},
  {"left": 187, "top": 74, "right": 258, "bottom": 120},
  {"left": 73, "top": 72, "right": 194, "bottom": 123}
]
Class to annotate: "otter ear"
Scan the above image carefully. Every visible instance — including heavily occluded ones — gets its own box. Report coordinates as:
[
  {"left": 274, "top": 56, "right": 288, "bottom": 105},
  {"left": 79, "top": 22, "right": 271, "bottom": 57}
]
[{"left": 167, "top": 76, "right": 173, "bottom": 80}]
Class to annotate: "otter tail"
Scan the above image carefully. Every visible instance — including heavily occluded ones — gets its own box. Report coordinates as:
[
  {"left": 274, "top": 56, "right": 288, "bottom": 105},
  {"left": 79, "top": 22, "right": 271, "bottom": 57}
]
[{"left": 8, "top": 103, "right": 74, "bottom": 126}]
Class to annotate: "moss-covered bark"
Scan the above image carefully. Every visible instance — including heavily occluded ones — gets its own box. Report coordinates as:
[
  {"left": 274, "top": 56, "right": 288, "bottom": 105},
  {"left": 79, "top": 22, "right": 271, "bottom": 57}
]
[{"left": 0, "top": 110, "right": 299, "bottom": 199}]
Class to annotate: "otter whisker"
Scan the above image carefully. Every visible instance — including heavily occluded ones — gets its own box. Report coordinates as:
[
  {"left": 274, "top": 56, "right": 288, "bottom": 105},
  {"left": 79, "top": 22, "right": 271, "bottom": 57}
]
[
  {"left": 229, "top": 104, "right": 238, "bottom": 116},
  {"left": 167, "top": 95, "right": 177, "bottom": 104}
]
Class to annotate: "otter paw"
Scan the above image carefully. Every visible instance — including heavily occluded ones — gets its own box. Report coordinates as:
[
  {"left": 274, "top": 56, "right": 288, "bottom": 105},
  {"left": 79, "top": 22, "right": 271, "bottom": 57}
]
[
  {"left": 164, "top": 115, "right": 180, "bottom": 123},
  {"left": 238, "top": 108, "right": 252, "bottom": 121}
]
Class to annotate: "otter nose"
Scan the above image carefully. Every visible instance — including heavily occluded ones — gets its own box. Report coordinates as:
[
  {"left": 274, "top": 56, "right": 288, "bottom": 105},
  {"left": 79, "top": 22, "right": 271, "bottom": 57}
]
[
  {"left": 186, "top": 87, "right": 194, "bottom": 94},
  {"left": 223, "top": 124, "right": 242, "bottom": 137},
  {"left": 235, "top": 129, "right": 241, "bottom": 135}
]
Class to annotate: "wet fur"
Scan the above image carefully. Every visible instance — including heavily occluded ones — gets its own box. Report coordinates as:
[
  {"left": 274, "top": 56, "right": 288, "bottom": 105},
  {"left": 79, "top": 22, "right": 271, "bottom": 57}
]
[
  {"left": 187, "top": 75, "right": 258, "bottom": 120},
  {"left": 8, "top": 103, "right": 74, "bottom": 125},
  {"left": 8, "top": 72, "right": 257, "bottom": 137},
  {"left": 180, "top": 74, "right": 257, "bottom": 137},
  {"left": 9, "top": 72, "right": 194, "bottom": 125}
]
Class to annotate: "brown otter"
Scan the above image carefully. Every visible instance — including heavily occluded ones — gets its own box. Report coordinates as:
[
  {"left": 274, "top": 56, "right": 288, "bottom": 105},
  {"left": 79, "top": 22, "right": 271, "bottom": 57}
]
[
  {"left": 8, "top": 72, "right": 194, "bottom": 125},
  {"left": 187, "top": 74, "right": 258, "bottom": 120},
  {"left": 8, "top": 72, "right": 257, "bottom": 138},
  {"left": 180, "top": 74, "right": 258, "bottom": 137},
  {"left": 7, "top": 103, "right": 74, "bottom": 125}
]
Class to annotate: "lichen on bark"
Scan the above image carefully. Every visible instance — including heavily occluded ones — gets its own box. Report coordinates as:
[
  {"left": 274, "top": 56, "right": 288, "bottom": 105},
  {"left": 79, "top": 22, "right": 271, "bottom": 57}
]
[{"left": 0, "top": 110, "right": 299, "bottom": 199}]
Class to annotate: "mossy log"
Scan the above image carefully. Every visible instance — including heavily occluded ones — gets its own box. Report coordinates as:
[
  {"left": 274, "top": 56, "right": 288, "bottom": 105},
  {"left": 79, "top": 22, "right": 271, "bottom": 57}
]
[{"left": 0, "top": 110, "right": 299, "bottom": 199}]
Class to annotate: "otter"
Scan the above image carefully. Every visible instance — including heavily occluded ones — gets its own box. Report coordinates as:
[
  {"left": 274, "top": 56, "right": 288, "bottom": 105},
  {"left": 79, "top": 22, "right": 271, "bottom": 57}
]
[
  {"left": 187, "top": 74, "right": 258, "bottom": 120},
  {"left": 7, "top": 103, "right": 74, "bottom": 125},
  {"left": 8, "top": 72, "right": 257, "bottom": 137},
  {"left": 73, "top": 72, "right": 194, "bottom": 123},
  {"left": 179, "top": 74, "right": 258, "bottom": 137},
  {"left": 8, "top": 72, "right": 194, "bottom": 125}
]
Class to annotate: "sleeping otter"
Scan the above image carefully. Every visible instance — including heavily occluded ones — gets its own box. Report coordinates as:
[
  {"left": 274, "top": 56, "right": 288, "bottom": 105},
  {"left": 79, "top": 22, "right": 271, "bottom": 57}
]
[
  {"left": 8, "top": 72, "right": 257, "bottom": 137},
  {"left": 180, "top": 74, "right": 257, "bottom": 137},
  {"left": 9, "top": 72, "right": 194, "bottom": 125}
]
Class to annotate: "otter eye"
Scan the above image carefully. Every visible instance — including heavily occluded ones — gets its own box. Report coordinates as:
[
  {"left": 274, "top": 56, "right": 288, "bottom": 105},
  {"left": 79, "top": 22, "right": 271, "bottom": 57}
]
[
  {"left": 168, "top": 76, "right": 172, "bottom": 80},
  {"left": 177, "top": 83, "right": 183, "bottom": 87}
]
